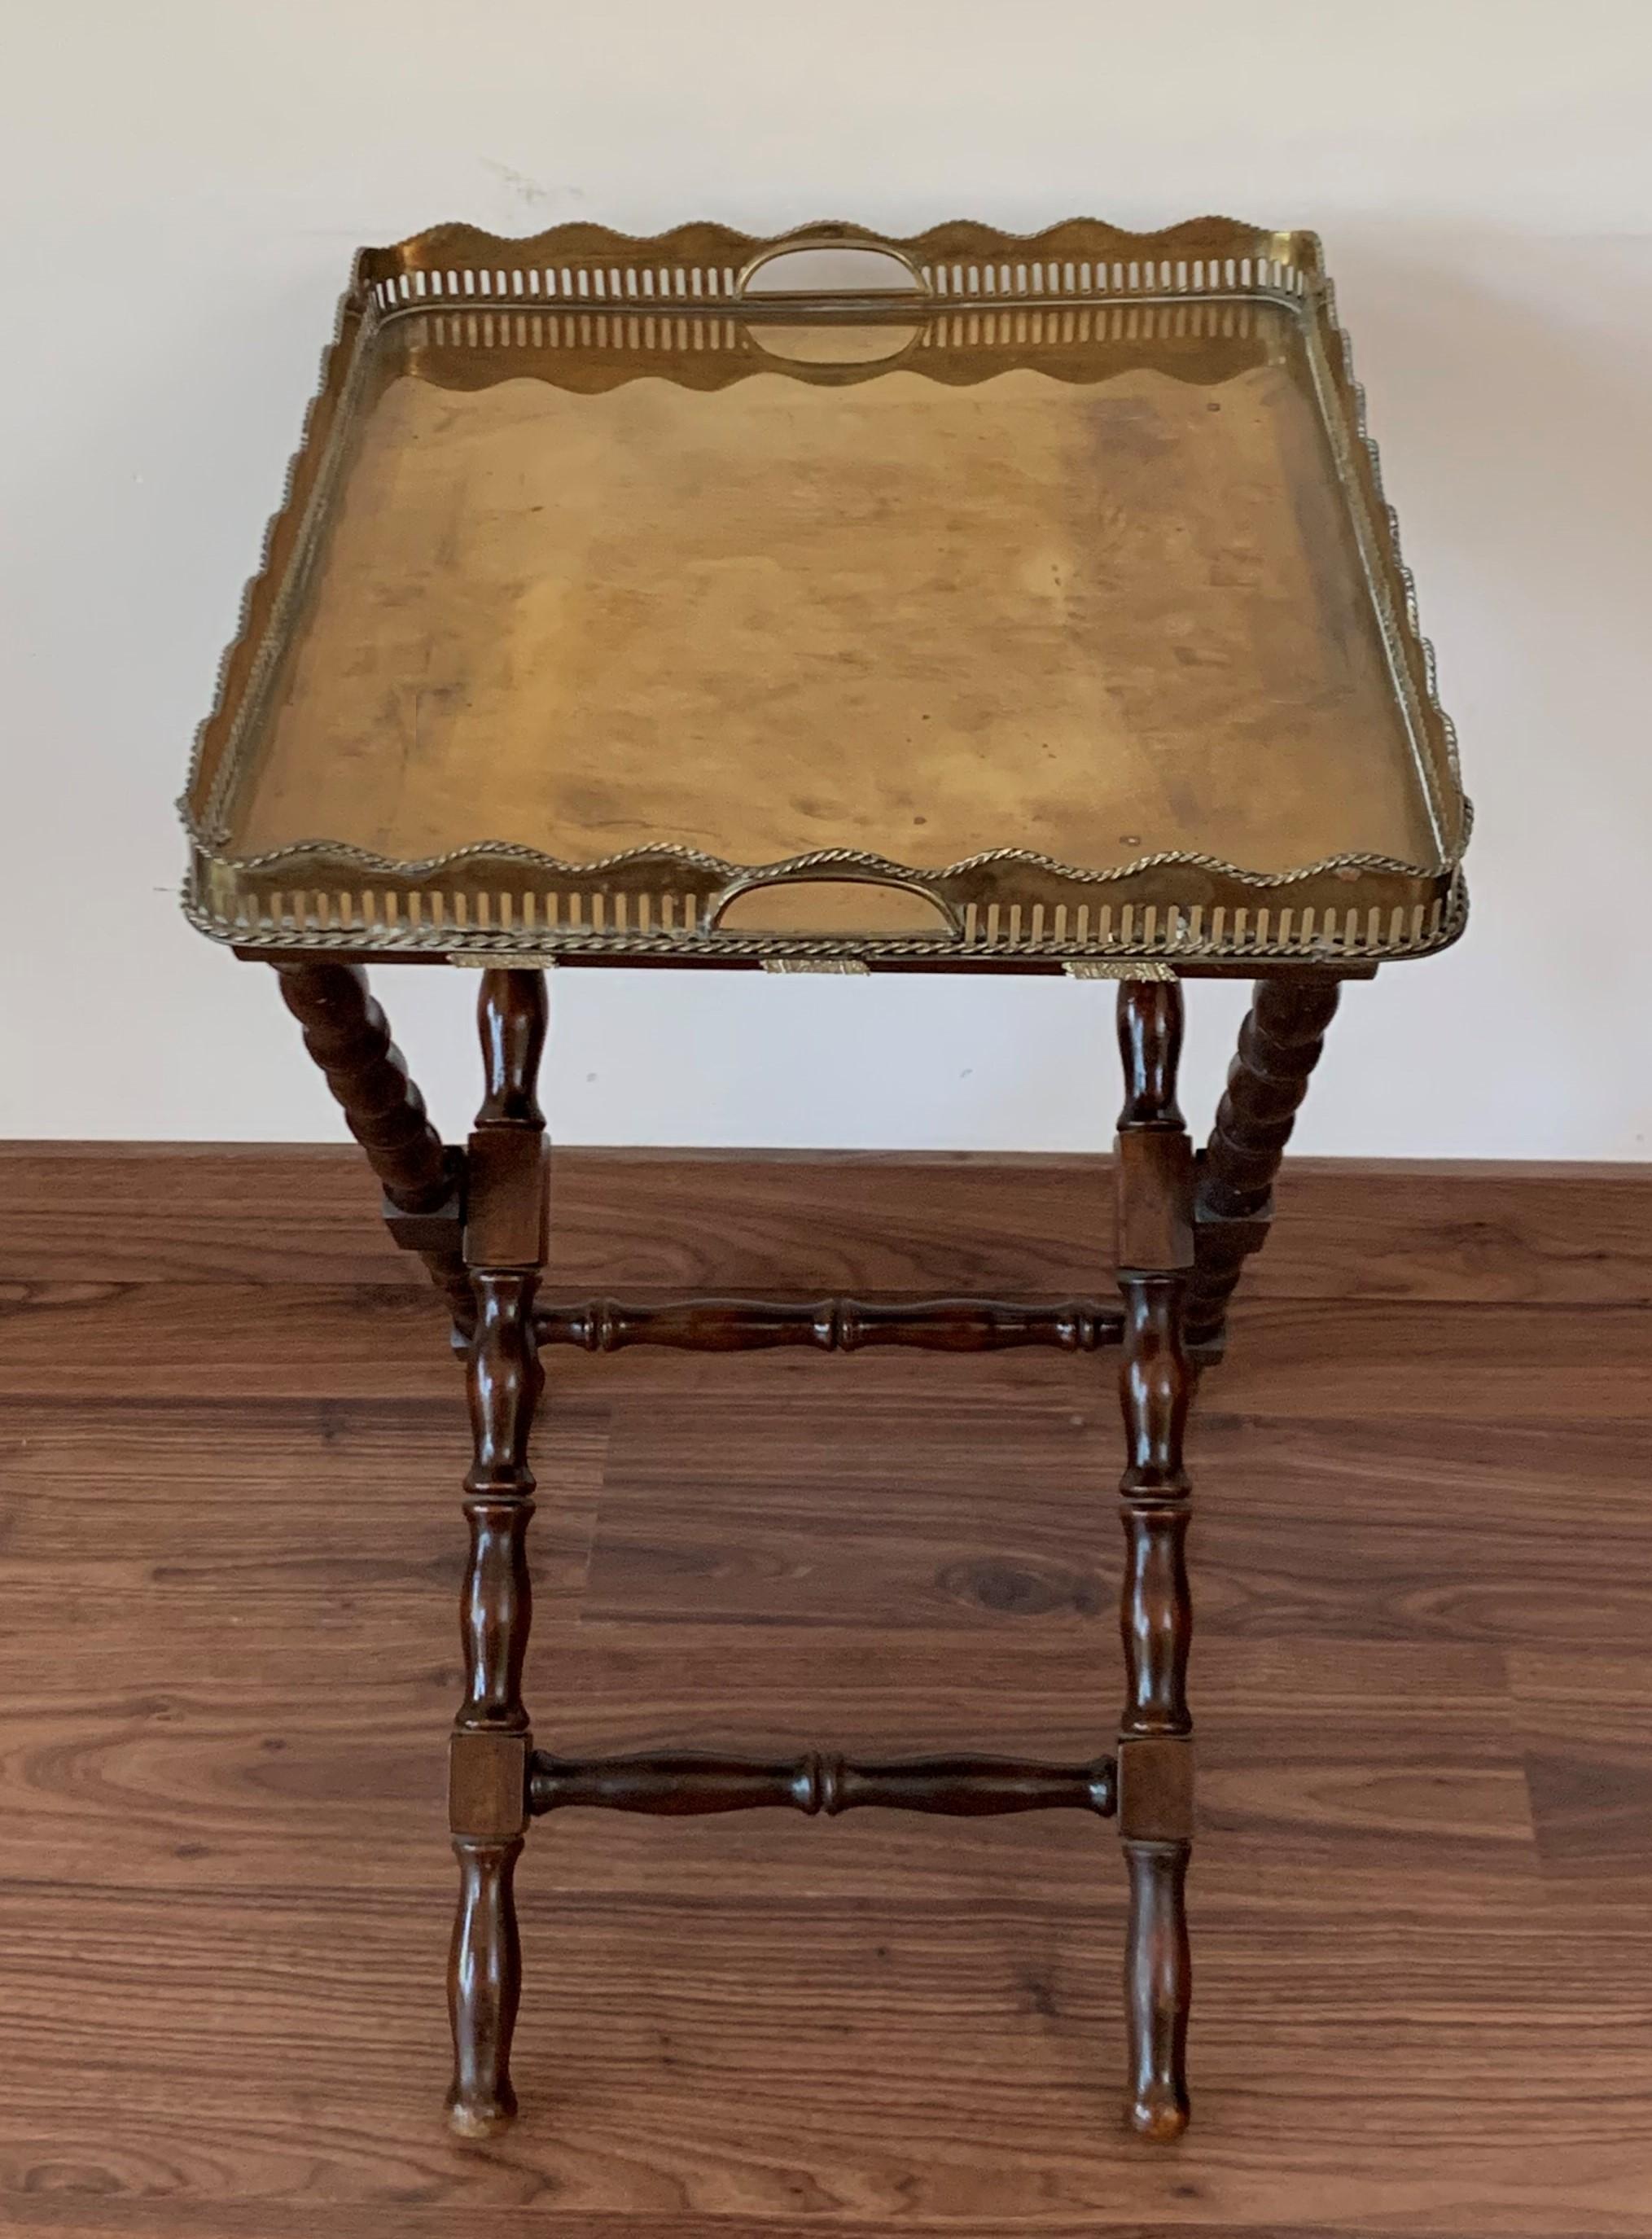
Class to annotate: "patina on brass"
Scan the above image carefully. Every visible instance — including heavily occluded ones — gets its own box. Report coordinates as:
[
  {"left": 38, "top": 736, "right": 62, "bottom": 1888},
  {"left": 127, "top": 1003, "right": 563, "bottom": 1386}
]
[{"left": 182, "top": 218, "right": 1469, "bottom": 971}]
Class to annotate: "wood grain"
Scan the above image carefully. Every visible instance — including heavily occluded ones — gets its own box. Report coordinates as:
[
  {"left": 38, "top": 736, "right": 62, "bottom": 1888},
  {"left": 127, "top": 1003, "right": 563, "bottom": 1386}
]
[
  {"left": 0, "top": 1148, "right": 1649, "bottom": 2232},
  {"left": 5, "top": 1145, "right": 1651, "bottom": 1304}
]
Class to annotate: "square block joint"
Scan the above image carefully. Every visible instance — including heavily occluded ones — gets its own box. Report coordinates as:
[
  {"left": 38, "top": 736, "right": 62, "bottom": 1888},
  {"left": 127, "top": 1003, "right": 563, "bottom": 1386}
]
[
  {"left": 382, "top": 1190, "right": 465, "bottom": 1260},
  {"left": 1115, "top": 1131, "right": 1195, "bottom": 1273},
  {"left": 464, "top": 1130, "right": 548, "bottom": 1269},
  {"left": 449, "top": 1729, "right": 530, "bottom": 1839},
  {"left": 1116, "top": 1733, "right": 1195, "bottom": 1841}
]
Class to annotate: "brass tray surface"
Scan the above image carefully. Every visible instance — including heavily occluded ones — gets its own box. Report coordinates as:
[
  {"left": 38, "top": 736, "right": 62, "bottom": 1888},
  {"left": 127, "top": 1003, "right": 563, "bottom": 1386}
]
[{"left": 182, "top": 218, "right": 1468, "bottom": 969}]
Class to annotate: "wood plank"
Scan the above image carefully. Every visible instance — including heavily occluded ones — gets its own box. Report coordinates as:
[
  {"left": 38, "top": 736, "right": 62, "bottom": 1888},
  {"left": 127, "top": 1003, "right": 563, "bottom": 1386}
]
[
  {"left": 0, "top": 1592, "right": 1536, "bottom": 1913},
  {"left": 581, "top": 1395, "right": 1652, "bottom": 1643},
  {"left": 1509, "top": 1648, "right": 1652, "bottom": 1902},
  {"left": 0, "top": 1890, "right": 1646, "bottom": 2232},
  {"left": 0, "top": 1396, "right": 604, "bottom": 1616},
  {"left": 0, "top": 1282, "right": 458, "bottom": 1397},
  {"left": 5, "top": 1144, "right": 1650, "bottom": 1305}
]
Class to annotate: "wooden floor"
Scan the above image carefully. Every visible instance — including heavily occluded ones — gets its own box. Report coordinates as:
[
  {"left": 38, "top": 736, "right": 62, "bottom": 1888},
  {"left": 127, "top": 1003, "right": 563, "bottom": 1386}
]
[{"left": 2, "top": 1146, "right": 1650, "bottom": 2237}]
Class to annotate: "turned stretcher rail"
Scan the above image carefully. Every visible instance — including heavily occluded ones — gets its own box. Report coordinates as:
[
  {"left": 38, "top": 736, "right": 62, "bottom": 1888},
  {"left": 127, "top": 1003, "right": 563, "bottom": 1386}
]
[
  {"left": 527, "top": 1749, "right": 1117, "bottom": 1818},
  {"left": 532, "top": 1296, "right": 1125, "bottom": 1352}
]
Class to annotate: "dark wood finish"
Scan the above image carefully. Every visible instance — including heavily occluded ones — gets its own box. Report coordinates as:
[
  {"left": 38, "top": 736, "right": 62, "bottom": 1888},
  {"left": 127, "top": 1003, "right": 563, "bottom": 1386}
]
[
  {"left": 535, "top": 1295, "right": 1124, "bottom": 1352},
  {"left": 1186, "top": 971, "right": 1343, "bottom": 1352},
  {"left": 528, "top": 1749, "right": 1117, "bottom": 1817},
  {"left": 454, "top": 1273, "right": 542, "bottom": 1737},
  {"left": 3, "top": 1231, "right": 1652, "bottom": 2231},
  {"left": 449, "top": 1730, "right": 532, "bottom": 1840},
  {"left": 439, "top": 974, "right": 1207, "bottom": 2135},
  {"left": 273, "top": 962, "right": 449, "bottom": 1208},
  {"left": 17, "top": 977, "right": 1640, "bottom": 2157},
  {"left": 1113, "top": 979, "right": 1196, "bottom": 2140},
  {"left": 1116, "top": 979, "right": 1186, "bottom": 1133},
  {"left": 273, "top": 960, "right": 474, "bottom": 1336},
  {"left": 447, "top": 968, "right": 550, "bottom": 2139},
  {"left": 476, "top": 971, "right": 548, "bottom": 1129},
  {"left": 447, "top": 1834, "right": 524, "bottom": 2140},
  {"left": 448, "top": 1268, "right": 538, "bottom": 2137},
  {"left": 1114, "top": 1733, "right": 1196, "bottom": 1841},
  {"left": 464, "top": 1131, "right": 549, "bottom": 1272},
  {"left": 1122, "top": 1838, "right": 1193, "bottom": 2146},
  {"left": 1114, "top": 1131, "right": 1195, "bottom": 1275},
  {"left": 1115, "top": 1277, "right": 1194, "bottom": 1738}
]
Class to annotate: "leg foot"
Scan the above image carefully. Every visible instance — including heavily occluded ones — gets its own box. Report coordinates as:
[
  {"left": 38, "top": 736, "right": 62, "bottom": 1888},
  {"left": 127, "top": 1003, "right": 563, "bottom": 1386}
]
[
  {"left": 1124, "top": 1837, "right": 1191, "bottom": 2138},
  {"left": 447, "top": 1834, "right": 524, "bottom": 2136}
]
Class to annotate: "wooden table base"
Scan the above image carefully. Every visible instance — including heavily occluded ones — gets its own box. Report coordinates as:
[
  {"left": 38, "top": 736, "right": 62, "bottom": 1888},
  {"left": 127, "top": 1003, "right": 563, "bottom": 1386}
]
[{"left": 271, "top": 957, "right": 1342, "bottom": 2144}]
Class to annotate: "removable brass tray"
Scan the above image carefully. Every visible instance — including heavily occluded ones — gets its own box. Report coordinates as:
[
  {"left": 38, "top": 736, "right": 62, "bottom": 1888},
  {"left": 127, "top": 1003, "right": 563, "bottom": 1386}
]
[{"left": 182, "top": 218, "right": 1469, "bottom": 971}]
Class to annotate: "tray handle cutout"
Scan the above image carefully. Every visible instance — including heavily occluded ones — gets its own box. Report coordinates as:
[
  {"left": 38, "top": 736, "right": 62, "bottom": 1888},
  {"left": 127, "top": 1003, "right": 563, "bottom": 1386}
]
[
  {"left": 737, "top": 230, "right": 931, "bottom": 300},
  {"left": 713, "top": 878, "right": 956, "bottom": 938}
]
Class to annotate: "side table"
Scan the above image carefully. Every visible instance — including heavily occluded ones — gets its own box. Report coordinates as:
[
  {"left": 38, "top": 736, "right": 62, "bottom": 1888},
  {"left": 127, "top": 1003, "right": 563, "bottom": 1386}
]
[{"left": 180, "top": 216, "right": 1470, "bottom": 2141}]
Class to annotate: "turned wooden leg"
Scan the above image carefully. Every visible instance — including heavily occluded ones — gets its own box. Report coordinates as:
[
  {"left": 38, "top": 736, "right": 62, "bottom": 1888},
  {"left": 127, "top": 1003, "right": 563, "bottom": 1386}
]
[
  {"left": 1185, "top": 971, "right": 1342, "bottom": 1357},
  {"left": 1114, "top": 980, "right": 1195, "bottom": 2140},
  {"left": 274, "top": 959, "right": 474, "bottom": 1343},
  {"left": 447, "top": 969, "right": 549, "bottom": 2138}
]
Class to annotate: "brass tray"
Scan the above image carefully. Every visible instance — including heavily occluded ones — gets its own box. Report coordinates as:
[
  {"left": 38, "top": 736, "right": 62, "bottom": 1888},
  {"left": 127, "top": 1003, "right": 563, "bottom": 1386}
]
[{"left": 182, "top": 218, "right": 1469, "bottom": 971}]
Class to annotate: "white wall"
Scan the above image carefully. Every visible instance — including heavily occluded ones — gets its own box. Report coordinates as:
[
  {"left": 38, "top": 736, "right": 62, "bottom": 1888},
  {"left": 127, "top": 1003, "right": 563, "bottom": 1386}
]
[{"left": 4, "top": 2, "right": 1650, "bottom": 1156}]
